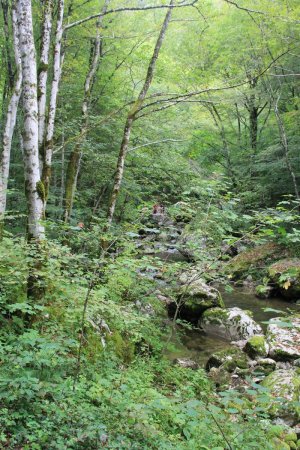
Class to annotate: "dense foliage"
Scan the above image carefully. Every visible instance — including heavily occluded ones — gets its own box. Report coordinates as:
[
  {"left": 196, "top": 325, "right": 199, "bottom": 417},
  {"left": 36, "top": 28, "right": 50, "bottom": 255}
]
[{"left": 0, "top": 0, "right": 299, "bottom": 448}]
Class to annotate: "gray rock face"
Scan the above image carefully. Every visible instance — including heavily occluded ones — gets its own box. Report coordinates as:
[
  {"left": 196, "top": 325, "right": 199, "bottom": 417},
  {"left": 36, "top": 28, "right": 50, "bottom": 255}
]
[
  {"left": 200, "top": 307, "right": 263, "bottom": 341},
  {"left": 261, "top": 368, "right": 300, "bottom": 425},
  {"left": 174, "top": 358, "right": 199, "bottom": 370},
  {"left": 267, "top": 316, "right": 300, "bottom": 361},
  {"left": 168, "top": 273, "right": 224, "bottom": 323}
]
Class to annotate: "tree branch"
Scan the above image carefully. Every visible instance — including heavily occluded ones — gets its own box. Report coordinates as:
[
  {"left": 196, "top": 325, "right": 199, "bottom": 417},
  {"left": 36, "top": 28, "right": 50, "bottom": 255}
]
[{"left": 64, "top": 0, "right": 198, "bottom": 31}]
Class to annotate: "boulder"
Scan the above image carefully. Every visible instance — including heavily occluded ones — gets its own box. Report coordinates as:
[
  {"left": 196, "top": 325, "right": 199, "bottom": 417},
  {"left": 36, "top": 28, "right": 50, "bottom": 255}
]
[
  {"left": 200, "top": 307, "right": 263, "bottom": 341},
  {"left": 174, "top": 358, "right": 199, "bottom": 370},
  {"left": 254, "top": 358, "right": 277, "bottom": 375},
  {"left": 267, "top": 316, "right": 300, "bottom": 361},
  {"left": 206, "top": 347, "right": 248, "bottom": 372},
  {"left": 244, "top": 335, "right": 269, "bottom": 358},
  {"left": 268, "top": 259, "right": 300, "bottom": 300},
  {"left": 261, "top": 368, "right": 300, "bottom": 425},
  {"left": 168, "top": 274, "right": 224, "bottom": 323},
  {"left": 225, "top": 242, "right": 284, "bottom": 280}
]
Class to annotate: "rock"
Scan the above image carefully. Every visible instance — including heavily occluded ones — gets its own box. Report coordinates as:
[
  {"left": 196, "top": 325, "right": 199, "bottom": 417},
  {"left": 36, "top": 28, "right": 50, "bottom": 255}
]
[
  {"left": 225, "top": 242, "right": 284, "bottom": 280},
  {"left": 268, "top": 259, "right": 300, "bottom": 300},
  {"left": 168, "top": 274, "right": 224, "bottom": 323},
  {"left": 267, "top": 316, "right": 300, "bottom": 361},
  {"left": 135, "top": 301, "right": 155, "bottom": 316},
  {"left": 208, "top": 367, "right": 231, "bottom": 389},
  {"left": 255, "top": 284, "right": 274, "bottom": 299},
  {"left": 261, "top": 368, "right": 300, "bottom": 425},
  {"left": 174, "top": 358, "right": 199, "bottom": 370},
  {"left": 294, "top": 359, "right": 300, "bottom": 368},
  {"left": 244, "top": 335, "right": 269, "bottom": 358},
  {"left": 254, "top": 358, "right": 276, "bottom": 375},
  {"left": 200, "top": 307, "right": 263, "bottom": 341},
  {"left": 206, "top": 347, "right": 249, "bottom": 372}
]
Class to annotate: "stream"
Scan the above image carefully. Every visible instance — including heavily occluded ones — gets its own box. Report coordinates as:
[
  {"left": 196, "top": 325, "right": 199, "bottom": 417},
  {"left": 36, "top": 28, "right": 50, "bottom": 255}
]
[{"left": 164, "top": 287, "right": 300, "bottom": 367}]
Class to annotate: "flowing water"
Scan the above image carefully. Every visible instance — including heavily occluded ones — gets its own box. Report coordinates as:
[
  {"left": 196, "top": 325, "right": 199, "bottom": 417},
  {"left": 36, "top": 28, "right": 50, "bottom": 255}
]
[{"left": 164, "top": 287, "right": 300, "bottom": 367}]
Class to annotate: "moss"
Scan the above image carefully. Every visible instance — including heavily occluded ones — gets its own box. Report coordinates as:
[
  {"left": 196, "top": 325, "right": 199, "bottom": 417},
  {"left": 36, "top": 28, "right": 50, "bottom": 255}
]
[
  {"left": 225, "top": 242, "right": 283, "bottom": 279},
  {"left": 206, "top": 347, "right": 248, "bottom": 372},
  {"left": 202, "top": 307, "right": 228, "bottom": 324},
  {"left": 244, "top": 335, "right": 268, "bottom": 358},
  {"left": 109, "top": 331, "right": 135, "bottom": 364},
  {"left": 284, "top": 432, "right": 297, "bottom": 443},
  {"left": 36, "top": 180, "right": 46, "bottom": 202}
]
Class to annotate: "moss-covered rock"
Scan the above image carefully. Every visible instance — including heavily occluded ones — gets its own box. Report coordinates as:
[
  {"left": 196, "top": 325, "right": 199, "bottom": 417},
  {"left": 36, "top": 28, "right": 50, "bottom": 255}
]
[
  {"left": 200, "top": 306, "right": 263, "bottom": 340},
  {"left": 168, "top": 275, "right": 224, "bottom": 323},
  {"left": 244, "top": 335, "right": 269, "bottom": 358},
  {"left": 261, "top": 368, "right": 300, "bottom": 425},
  {"left": 206, "top": 347, "right": 249, "bottom": 372},
  {"left": 268, "top": 259, "right": 300, "bottom": 300},
  {"left": 267, "top": 316, "right": 300, "bottom": 361},
  {"left": 225, "top": 242, "right": 284, "bottom": 280}
]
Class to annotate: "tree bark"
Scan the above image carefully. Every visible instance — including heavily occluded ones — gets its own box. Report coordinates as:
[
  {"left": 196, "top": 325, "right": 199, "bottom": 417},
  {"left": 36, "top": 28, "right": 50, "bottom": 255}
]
[
  {"left": 0, "top": 6, "right": 22, "bottom": 235},
  {"left": 63, "top": 2, "right": 106, "bottom": 223},
  {"left": 107, "top": 0, "right": 174, "bottom": 225},
  {"left": 41, "top": 0, "right": 64, "bottom": 201},
  {"left": 38, "top": 0, "right": 53, "bottom": 163},
  {"left": 17, "top": 0, "right": 45, "bottom": 240},
  {"left": 274, "top": 97, "right": 300, "bottom": 209}
]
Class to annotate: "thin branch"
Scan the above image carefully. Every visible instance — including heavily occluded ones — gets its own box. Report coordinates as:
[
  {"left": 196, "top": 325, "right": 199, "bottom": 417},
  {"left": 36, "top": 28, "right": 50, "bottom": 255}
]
[
  {"left": 64, "top": 0, "right": 198, "bottom": 31},
  {"left": 128, "top": 138, "right": 186, "bottom": 152}
]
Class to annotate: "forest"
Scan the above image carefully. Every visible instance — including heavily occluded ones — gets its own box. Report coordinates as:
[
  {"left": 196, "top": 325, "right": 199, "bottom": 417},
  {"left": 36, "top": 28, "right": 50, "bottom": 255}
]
[{"left": 0, "top": 0, "right": 300, "bottom": 448}]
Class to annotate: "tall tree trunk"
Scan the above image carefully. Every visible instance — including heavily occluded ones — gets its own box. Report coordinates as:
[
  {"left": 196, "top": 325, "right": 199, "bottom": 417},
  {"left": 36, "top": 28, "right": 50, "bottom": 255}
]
[
  {"left": 107, "top": 0, "right": 174, "bottom": 225},
  {"left": 0, "top": 6, "right": 22, "bottom": 236},
  {"left": 274, "top": 97, "right": 300, "bottom": 209},
  {"left": 248, "top": 92, "right": 258, "bottom": 152},
  {"left": 38, "top": 0, "right": 53, "bottom": 163},
  {"left": 17, "top": 0, "right": 45, "bottom": 240},
  {"left": 41, "top": 0, "right": 64, "bottom": 201},
  {"left": 64, "top": 24, "right": 102, "bottom": 223}
]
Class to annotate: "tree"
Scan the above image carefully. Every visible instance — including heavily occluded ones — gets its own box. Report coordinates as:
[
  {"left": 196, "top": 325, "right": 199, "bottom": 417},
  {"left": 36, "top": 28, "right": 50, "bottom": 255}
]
[{"left": 107, "top": 0, "right": 175, "bottom": 225}]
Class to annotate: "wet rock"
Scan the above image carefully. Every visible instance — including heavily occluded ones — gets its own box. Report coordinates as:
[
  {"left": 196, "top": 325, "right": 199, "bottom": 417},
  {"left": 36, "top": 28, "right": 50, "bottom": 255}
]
[
  {"left": 244, "top": 335, "right": 269, "bottom": 358},
  {"left": 168, "top": 274, "right": 224, "bottom": 323},
  {"left": 254, "top": 358, "right": 276, "bottom": 375},
  {"left": 268, "top": 259, "right": 300, "bottom": 300},
  {"left": 261, "top": 368, "right": 300, "bottom": 425},
  {"left": 255, "top": 284, "right": 274, "bottom": 299},
  {"left": 267, "top": 316, "right": 300, "bottom": 361},
  {"left": 200, "top": 307, "right": 263, "bottom": 340},
  {"left": 174, "top": 358, "right": 199, "bottom": 370},
  {"left": 206, "top": 347, "right": 249, "bottom": 372}
]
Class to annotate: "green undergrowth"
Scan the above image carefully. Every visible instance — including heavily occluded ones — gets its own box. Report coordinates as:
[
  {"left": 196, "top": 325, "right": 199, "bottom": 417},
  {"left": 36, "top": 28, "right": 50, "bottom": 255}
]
[{"left": 0, "top": 235, "right": 297, "bottom": 449}]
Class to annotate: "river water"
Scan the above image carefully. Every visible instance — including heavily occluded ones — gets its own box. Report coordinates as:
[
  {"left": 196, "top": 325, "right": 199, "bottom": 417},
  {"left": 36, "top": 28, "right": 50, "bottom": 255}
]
[{"left": 164, "top": 287, "right": 300, "bottom": 367}]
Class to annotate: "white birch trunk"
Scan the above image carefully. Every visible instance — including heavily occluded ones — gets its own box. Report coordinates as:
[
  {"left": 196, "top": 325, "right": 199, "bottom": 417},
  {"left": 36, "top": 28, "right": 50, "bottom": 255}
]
[
  {"left": 38, "top": 0, "right": 53, "bottom": 161},
  {"left": 17, "top": 0, "right": 45, "bottom": 240},
  {"left": 0, "top": 7, "right": 22, "bottom": 221},
  {"left": 42, "top": 0, "right": 64, "bottom": 197}
]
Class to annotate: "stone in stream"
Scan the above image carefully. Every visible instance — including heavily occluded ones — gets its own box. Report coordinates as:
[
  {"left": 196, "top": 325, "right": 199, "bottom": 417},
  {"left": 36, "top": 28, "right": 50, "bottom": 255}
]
[
  {"left": 244, "top": 335, "right": 269, "bottom": 359},
  {"left": 268, "top": 259, "right": 300, "bottom": 300},
  {"left": 261, "top": 368, "right": 300, "bottom": 426},
  {"left": 266, "top": 316, "right": 300, "bottom": 361},
  {"left": 206, "top": 347, "right": 249, "bottom": 372},
  {"left": 200, "top": 306, "right": 263, "bottom": 341},
  {"left": 168, "top": 276, "right": 224, "bottom": 323}
]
